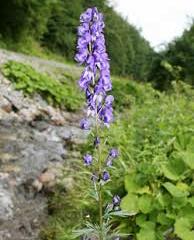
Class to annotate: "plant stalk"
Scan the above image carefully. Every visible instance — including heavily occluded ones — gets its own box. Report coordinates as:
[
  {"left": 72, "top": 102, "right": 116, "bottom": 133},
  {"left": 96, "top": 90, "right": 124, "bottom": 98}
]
[{"left": 95, "top": 112, "right": 103, "bottom": 240}]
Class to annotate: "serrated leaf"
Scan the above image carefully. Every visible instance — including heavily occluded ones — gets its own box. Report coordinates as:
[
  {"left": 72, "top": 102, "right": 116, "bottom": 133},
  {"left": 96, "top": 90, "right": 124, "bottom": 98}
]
[{"left": 121, "top": 193, "right": 139, "bottom": 215}]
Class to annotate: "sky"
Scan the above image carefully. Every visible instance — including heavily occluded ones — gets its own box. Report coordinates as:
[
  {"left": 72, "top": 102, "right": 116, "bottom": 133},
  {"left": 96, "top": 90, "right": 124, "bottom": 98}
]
[{"left": 109, "top": 0, "right": 194, "bottom": 50}]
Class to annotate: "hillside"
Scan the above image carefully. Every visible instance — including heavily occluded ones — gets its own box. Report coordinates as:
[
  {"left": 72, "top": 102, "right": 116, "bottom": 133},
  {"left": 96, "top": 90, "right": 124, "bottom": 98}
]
[
  {"left": 0, "top": 49, "right": 193, "bottom": 240},
  {"left": 0, "top": 0, "right": 153, "bottom": 81}
]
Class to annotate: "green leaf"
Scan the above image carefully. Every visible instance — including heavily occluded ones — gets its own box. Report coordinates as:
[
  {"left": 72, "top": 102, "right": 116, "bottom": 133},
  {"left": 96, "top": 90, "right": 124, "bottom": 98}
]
[
  {"left": 156, "top": 192, "right": 171, "bottom": 209},
  {"left": 163, "top": 182, "right": 188, "bottom": 198},
  {"left": 178, "top": 205, "right": 194, "bottom": 222},
  {"left": 124, "top": 174, "right": 139, "bottom": 193},
  {"left": 136, "top": 221, "right": 156, "bottom": 240},
  {"left": 181, "top": 151, "right": 194, "bottom": 169},
  {"left": 173, "top": 196, "right": 188, "bottom": 209},
  {"left": 188, "top": 197, "right": 194, "bottom": 207},
  {"left": 174, "top": 217, "right": 194, "bottom": 240},
  {"left": 157, "top": 212, "right": 173, "bottom": 225},
  {"left": 124, "top": 174, "right": 151, "bottom": 195},
  {"left": 136, "top": 214, "right": 147, "bottom": 227},
  {"left": 121, "top": 193, "right": 139, "bottom": 215},
  {"left": 161, "top": 157, "right": 186, "bottom": 181},
  {"left": 138, "top": 195, "right": 153, "bottom": 214}
]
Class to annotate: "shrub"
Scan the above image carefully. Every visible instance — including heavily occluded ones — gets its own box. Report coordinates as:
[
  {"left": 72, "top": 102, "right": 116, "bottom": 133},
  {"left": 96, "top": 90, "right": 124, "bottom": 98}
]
[
  {"left": 1, "top": 61, "right": 84, "bottom": 111},
  {"left": 107, "top": 81, "right": 194, "bottom": 239}
]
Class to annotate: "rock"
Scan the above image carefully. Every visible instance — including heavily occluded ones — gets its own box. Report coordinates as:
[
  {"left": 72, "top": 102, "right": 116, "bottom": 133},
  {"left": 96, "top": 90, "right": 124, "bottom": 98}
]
[
  {"left": 30, "top": 121, "right": 49, "bottom": 132},
  {"left": 19, "top": 107, "right": 40, "bottom": 122},
  {"left": 0, "top": 187, "right": 13, "bottom": 221},
  {"left": 42, "top": 106, "right": 66, "bottom": 125},
  {"left": 0, "top": 96, "right": 12, "bottom": 113},
  {"left": 39, "top": 170, "right": 56, "bottom": 185},
  {"left": 32, "top": 179, "right": 43, "bottom": 192},
  {"left": 0, "top": 230, "right": 12, "bottom": 240}
]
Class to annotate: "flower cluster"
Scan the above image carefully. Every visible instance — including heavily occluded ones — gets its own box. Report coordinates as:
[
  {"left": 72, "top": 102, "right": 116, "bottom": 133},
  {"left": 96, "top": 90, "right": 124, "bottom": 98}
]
[{"left": 75, "top": 7, "right": 113, "bottom": 126}]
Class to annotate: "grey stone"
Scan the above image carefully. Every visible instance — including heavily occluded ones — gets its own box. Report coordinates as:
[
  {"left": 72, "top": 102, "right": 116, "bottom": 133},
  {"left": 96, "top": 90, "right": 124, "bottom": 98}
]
[{"left": 0, "top": 187, "right": 13, "bottom": 221}]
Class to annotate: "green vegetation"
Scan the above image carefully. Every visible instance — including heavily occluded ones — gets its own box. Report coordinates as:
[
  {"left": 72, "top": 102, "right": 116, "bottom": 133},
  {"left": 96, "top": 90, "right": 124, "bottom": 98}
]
[
  {"left": 38, "top": 74, "right": 194, "bottom": 239},
  {"left": 1, "top": 2, "right": 194, "bottom": 239},
  {"left": 0, "top": 0, "right": 153, "bottom": 81},
  {"left": 1, "top": 1, "right": 194, "bottom": 90},
  {"left": 148, "top": 21, "right": 194, "bottom": 90},
  {"left": 110, "top": 81, "right": 194, "bottom": 239},
  {"left": 1, "top": 61, "right": 84, "bottom": 111}
]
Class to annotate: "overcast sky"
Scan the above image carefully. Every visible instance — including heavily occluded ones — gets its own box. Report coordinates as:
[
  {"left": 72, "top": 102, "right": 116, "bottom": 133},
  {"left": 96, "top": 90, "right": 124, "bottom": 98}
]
[{"left": 109, "top": 0, "right": 194, "bottom": 49}]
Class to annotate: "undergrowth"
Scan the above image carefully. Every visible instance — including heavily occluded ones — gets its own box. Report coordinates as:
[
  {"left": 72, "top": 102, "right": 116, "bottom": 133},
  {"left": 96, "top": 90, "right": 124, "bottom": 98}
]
[
  {"left": 40, "top": 79, "right": 194, "bottom": 240},
  {"left": 1, "top": 61, "right": 84, "bottom": 111}
]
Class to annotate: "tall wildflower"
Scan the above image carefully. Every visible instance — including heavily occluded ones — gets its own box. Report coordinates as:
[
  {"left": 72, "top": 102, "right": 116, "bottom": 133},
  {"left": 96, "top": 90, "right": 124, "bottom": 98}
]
[{"left": 75, "top": 7, "right": 122, "bottom": 240}]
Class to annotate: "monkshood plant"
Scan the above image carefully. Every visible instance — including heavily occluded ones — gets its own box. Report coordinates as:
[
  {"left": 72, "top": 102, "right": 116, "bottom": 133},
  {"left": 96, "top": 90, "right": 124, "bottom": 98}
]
[{"left": 74, "top": 7, "right": 127, "bottom": 240}]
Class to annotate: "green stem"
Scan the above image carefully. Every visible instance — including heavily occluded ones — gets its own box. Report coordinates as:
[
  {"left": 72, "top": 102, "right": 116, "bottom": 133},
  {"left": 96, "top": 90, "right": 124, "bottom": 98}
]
[{"left": 95, "top": 113, "right": 103, "bottom": 240}]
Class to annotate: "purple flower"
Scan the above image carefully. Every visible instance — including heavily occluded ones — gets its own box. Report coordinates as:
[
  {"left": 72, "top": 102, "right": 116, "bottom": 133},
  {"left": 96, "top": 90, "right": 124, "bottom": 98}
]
[
  {"left": 102, "top": 171, "right": 110, "bottom": 181},
  {"left": 80, "top": 119, "right": 90, "bottom": 130},
  {"left": 109, "top": 149, "right": 119, "bottom": 158},
  {"left": 105, "top": 95, "right": 114, "bottom": 107},
  {"left": 112, "top": 195, "right": 121, "bottom": 206},
  {"left": 80, "top": 8, "right": 93, "bottom": 22},
  {"left": 79, "top": 68, "right": 94, "bottom": 90},
  {"left": 94, "top": 136, "right": 100, "bottom": 147},
  {"left": 83, "top": 154, "right": 93, "bottom": 166}
]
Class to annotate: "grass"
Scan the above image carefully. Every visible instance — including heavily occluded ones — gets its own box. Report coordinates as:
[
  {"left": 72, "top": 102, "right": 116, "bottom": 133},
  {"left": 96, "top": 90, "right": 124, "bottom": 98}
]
[{"left": 0, "top": 36, "right": 74, "bottom": 66}]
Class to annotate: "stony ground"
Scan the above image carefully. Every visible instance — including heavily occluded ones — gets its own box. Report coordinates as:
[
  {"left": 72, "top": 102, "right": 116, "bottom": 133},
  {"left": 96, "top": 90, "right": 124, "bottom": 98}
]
[{"left": 0, "top": 49, "right": 87, "bottom": 240}]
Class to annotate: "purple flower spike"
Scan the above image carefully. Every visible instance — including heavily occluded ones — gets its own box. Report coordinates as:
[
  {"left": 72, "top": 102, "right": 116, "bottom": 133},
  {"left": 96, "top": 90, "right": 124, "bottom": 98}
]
[
  {"left": 83, "top": 154, "right": 93, "bottom": 166},
  {"left": 80, "top": 119, "right": 90, "bottom": 130},
  {"left": 112, "top": 195, "right": 121, "bottom": 206},
  {"left": 75, "top": 7, "right": 113, "bottom": 126},
  {"left": 109, "top": 149, "right": 119, "bottom": 158},
  {"left": 102, "top": 171, "right": 110, "bottom": 181}
]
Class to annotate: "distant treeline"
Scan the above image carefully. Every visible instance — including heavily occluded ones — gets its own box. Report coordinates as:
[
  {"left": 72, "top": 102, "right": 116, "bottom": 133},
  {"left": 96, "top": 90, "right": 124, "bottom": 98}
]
[
  {"left": 0, "top": 0, "right": 153, "bottom": 81},
  {"left": 0, "top": 0, "right": 193, "bottom": 90},
  {"left": 148, "top": 22, "right": 194, "bottom": 89}
]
